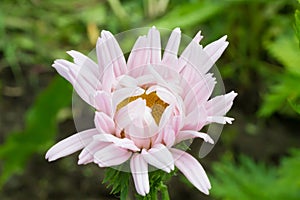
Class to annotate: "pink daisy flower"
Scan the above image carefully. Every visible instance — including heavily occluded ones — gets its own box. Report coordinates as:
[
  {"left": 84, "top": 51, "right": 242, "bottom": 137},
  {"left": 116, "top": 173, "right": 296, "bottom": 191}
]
[{"left": 45, "top": 27, "right": 237, "bottom": 196}]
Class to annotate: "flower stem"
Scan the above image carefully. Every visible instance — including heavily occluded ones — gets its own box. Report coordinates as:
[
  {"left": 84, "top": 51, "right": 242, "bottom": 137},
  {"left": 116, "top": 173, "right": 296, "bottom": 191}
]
[{"left": 160, "top": 182, "right": 170, "bottom": 200}]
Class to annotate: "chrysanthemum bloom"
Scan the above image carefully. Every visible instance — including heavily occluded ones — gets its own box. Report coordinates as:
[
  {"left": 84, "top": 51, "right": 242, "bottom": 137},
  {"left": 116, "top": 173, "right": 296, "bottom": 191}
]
[{"left": 46, "top": 27, "right": 237, "bottom": 196}]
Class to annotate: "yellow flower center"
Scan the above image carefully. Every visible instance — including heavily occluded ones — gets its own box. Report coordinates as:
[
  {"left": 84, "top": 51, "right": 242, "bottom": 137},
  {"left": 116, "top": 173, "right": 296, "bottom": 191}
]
[{"left": 117, "top": 92, "right": 169, "bottom": 125}]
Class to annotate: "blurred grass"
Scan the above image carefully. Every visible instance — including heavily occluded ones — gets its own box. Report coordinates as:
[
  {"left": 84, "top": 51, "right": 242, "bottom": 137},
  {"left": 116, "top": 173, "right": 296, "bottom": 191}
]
[{"left": 0, "top": 0, "right": 300, "bottom": 199}]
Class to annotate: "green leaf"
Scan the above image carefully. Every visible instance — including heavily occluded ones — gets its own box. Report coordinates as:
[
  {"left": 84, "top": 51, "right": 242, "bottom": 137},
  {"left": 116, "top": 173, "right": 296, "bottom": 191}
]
[
  {"left": 103, "top": 167, "right": 130, "bottom": 200},
  {"left": 211, "top": 150, "right": 300, "bottom": 200},
  {"left": 259, "top": 72, "right": 300, "bottom": 117},
  {"left": 265, "top": 36, "right": 300, "bottom": 76},
  {"left": 295, "top": 9, "right": 300, "bottom": 45},
  {"left": 0, "top": 76, "right": 72, "bottom": 187},
  {"left": 260, "top": 32, "right": 300, "bottom": 116},
  {"left": 151, "top": 2, "right": 225, "bottom": 29}
]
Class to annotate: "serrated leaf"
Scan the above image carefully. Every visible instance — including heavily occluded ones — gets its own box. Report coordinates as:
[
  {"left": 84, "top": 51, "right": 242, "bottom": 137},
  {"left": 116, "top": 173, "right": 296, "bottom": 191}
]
[
  {"left": 266, "top": 36, "right": 300, "bottom": 76},
  {"left": 103, "top": 167, "right": 130, "bottom": 199},
  {"left": 259, "top": 73, "right": 300, "bottom": 117},
  {"left": 211, "top": 150, "right": 300, "bottom": 200}
]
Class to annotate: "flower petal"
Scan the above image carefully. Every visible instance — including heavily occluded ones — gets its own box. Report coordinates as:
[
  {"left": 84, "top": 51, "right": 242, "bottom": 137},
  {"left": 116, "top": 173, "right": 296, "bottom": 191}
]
[
  {"left": 142, "top": 144, "right": 174, "bottom": 173},
  {"left": 45, "top": 128, "right": 98, "bottom": 162},
  {"left": 206, "top": 116, "right": 235, "bottom": 124},
  {"left": 94, "top": 111, "right": 115, "bottom": 134},
  {"left": 171, "top": 148, "right": 211, "bottom": 195},
  {"left": 52, "top": 59, "right": 96, "bottom": 106},
  {"left": 130, "top": 153, "right": 150, "bottom": 196},
  {"left": 178, "top": 31, "right": 203, "bottom": 72},
  {"left": 67, "top": 50, "right": 100, "bottom": 81},
  {"left": 93, "top": 91, "right": 113, "bottom": 117},
  {"left": 183, "top": 73, "right": 216, "bottom": 114},
  {"left": 183, "top": 105, "right": 207, "bottom": 131},
  {"left": 203, "top": 35, "right": 228, "bottom": 70},
  {"left": 93, "top": 133, "right": 140, "bottom": 151},
  {"left": 100, "top": 31, "right": 127, "bottom": 77},
  {"left": 146, "top": 26, "right": 161, "bottom": 64},
  {"left": 96, "top": 36, "right": 114, "bottom": 92},
  {"left": 127, "top": 35, "right": 148, "bottom": 75},
  {"left": 206, "top": 91, "right": 237, "bottom": 116},
  {"left": 78, "top": 140, "right": 109, "bottom": 165},
  {"left": 115, "top": 75, "right": 138, "bottom": 89},
  {"left": 94, "top": 143, "right": 131, "bottom": 167},
  {"left": 162, "top": 27, "right": 181, "bottom": 69},
  {"left": 158, "top": 105, "right": 174, "bottom": 129},
  {"left": 112, "top": 87, "right": 145, "bottom": 112},
  {"left": 176, "top": 130, "right": 214, "bottom": 144},
  {"left": 114, "top": 98, "right": 149, "bottom": 130}
]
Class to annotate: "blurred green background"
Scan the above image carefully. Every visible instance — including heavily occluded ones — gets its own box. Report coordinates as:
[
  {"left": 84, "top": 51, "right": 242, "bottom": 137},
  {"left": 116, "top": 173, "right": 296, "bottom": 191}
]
[{"left": 0, "top": 0, "right": 300, "bottom": 199}]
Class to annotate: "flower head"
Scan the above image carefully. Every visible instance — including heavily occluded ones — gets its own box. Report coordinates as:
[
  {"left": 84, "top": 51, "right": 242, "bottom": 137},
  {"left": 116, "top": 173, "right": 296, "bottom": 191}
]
[{"left": 45, "top": 27, "right": 237, "bottom": 196}]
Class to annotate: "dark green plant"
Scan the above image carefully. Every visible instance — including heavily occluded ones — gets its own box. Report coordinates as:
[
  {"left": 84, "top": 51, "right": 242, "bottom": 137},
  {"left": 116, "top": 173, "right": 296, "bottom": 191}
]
[{"left": 211, "top": 150, "right": 300, "bottom": 200}]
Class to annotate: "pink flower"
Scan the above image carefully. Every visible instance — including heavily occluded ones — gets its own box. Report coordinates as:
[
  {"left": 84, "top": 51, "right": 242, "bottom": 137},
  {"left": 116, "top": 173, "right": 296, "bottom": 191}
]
[{"left": 45, "top": 27, "right": 237, "bottom": 196}]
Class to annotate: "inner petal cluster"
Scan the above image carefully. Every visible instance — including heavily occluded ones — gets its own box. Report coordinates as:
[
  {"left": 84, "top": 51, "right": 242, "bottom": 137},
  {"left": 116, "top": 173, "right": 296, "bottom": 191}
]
[{"left": 116, "top": 92, "right": 169, "bottom": 125}]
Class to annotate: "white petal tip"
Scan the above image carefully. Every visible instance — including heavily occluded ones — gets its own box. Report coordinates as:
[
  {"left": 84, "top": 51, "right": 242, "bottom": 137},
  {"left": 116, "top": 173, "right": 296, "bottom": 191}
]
[
  {"left": 66, "top": 50, "right": 75, "bottom": 54},
  {"left": 230, "top": 91, "right": 238, "bottom": 97},
  {"left": 173, "top": 27, "right": 181, "bottom": 33},
  {"left": 206, "top": 137, "right": 214, "bottom": 144},
  {"left": 203, "top": 190, "right": 210, "bottom": 195},
  {"left": 47, "top": 157, "right": 56, "bottom": 162},
  {"left": 220, "top": 35, "right": 228, "bottom": 41}
]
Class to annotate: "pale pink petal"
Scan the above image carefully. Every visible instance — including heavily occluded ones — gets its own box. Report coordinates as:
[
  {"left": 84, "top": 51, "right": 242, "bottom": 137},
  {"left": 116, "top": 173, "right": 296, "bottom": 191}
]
[
  {"left": 162, "top": 128, "right": 176, "bottom": 147},
  {"left": 206, "top": 91, "right": 237, "bottom": 116},
  {"left": 146, "top": 26, "right": 161, "bottom": 64},
  {"left": 136, "top": 74, "right": 157, "bottom": 86},
  {"left": 96, "top": 37, "right": 115, "bottom": 92},
  {"left": 203, "top": 35, "right": 228, "bottom": 67},
  {"left": 180, "top": 62, "right": 204, "bottom": 86},
  {"left": 171, "top": 148, "right": 211, "bottom": 195},
  {"left": 114, "top": 75, "right": 138, "bottom": 89},
  {"left": 94, "top": 112, "right": 115, "bottom": 134},
  {"left": 193, "top": 31, "right": 204, "bottom": 43},
  {"left": 206, "top": 116, "right": 235, "bottom": 124},
  {"left": 112, "top": 87, "right": 145, "bottom": 112},
  {"left": 196, "top": 35, "right": 228, "bottom": 75},
  {"left": 93, "top": 91, "right": 113, "bottom": 117},
  {"left": 183, "top": 73, "right": 216, "bottom": 114},
  {"left": 78, "top": 140, "right": 109, "bottom": 165},
  {"left": 100, "top": 31, "right": 127, "bottom": 77},
  {"left": 127, "top": 35, "right": 148, "bottom": 74},
  {"left": 152, "top": 123, "right": 176, "bottom": 148},
  {"left": 162, "top": 28, "right": 181, "bottom": 68},
  {"left": 171, "top": 115, "right": 183, "bottom": 135},
  {"left": 178, "top": 31, "right": 203, "bottom": 72},
  {"left": 158, "top": 105, "right": 174, "bottom": 129},
  {"left": 183, "top": 105, "right": 207, "bottom": 131},
  {"left": 142, "top": 144, "right": 174, "bottom": 173},
  {"left": 114, "top": 98, "right": 149, "bottom": 129},
  {"left": 94, "top": 143, "right": 131, "bottom": 167},
  {"left": 130, "top": 154, "right": 150, "bottom": 196},
  {"left": 93, "top": 133, "right": 140, "bottom": 151},
  {"left": 176, "top": 130, "right": 214, "bottom": 144},
  {"left": 67, "top": 50, "right": 100, "bottom": 79},
  {"left": 52, "top": 59, "right": 96, "bottom": 106},
  {"left": 115, "top": 98, "right": 158, "bottom": 140},
  {"left": 154, "top": 87, "right": 177, "bottom": 105},
  {"left": 45, "top": 128, "right": 98, "bottom": 162},
  {"left": 52, "top": 59, "right": 78, "bottom": 84},
  {"left": 125, "top": 116, "right": 158, "bottom": 149}
]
